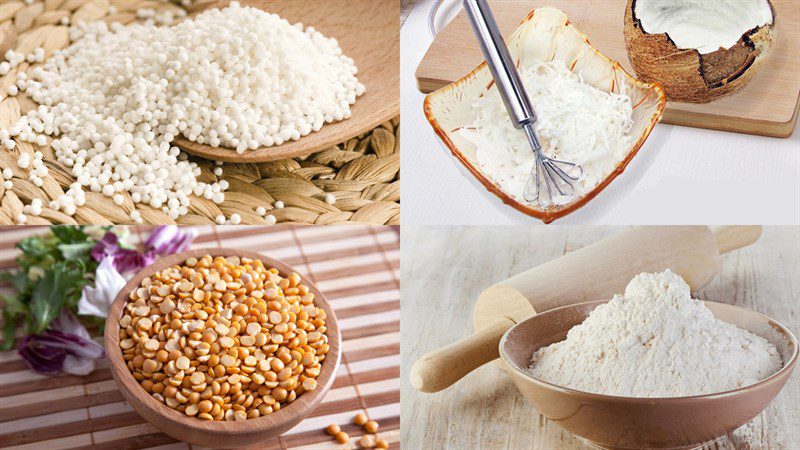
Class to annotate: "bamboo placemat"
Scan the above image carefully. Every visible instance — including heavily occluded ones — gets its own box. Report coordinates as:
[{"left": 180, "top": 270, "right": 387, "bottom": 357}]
[
  {"left": 0, "top": 0, "right": 400, "bottom": 226},
  {"left": 0, "top": 224, "right": 401, "bottom": 449}
]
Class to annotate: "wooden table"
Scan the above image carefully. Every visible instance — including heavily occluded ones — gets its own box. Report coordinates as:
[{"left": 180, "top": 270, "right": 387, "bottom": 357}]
[{"left": 400, "top": 226, "right": 800, "bottom": 449}]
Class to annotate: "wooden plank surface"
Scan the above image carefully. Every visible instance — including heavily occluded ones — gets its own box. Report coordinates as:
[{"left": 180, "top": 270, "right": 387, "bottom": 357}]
[
  {"left": 401, "top": 0, "right": 418, "bottom": 25},
  {"left": 416, "top": 0, "right": 800, "bottom": 137},
  {"left": 0, "top": 225, "right": 400, "bottom": 450},
  {"left": 400, "top": 226, "right": 800, "bottom": 449}
]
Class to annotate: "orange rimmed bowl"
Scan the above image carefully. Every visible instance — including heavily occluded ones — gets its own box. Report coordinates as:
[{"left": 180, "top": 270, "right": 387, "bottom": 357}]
[
  {"left": 423, "top": 7, "right": 667, "bottom": 224},
  {"left": 104, "top": 248, "right": 341, "bottom": 448}
]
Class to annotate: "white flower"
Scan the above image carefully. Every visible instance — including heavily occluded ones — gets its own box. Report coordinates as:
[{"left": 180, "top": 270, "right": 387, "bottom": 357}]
[{"left": 78, "top": 257, "right": 126, "bottom": 318}]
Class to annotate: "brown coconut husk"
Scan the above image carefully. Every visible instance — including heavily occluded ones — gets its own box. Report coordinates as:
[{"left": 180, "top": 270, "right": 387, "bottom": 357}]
[{"left": 624, "top": 0, "right": 776, "bottom": 103}]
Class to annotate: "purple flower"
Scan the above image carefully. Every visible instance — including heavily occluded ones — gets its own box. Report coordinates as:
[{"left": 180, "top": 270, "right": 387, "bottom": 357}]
[
  {"left": 112, "top": 250, "right": 156, "bottom": 274},
  {"left": 91, "top": 232, "right": 152, "bottom": 273},
  {"left": 51, "top": 309, "right": 95, "bottom": 341},
  {"left": 146, "top": 226, "right": 197, "bottom": 256},
  {"left": 91, "top": 231, "right": 121, "bottom": 262},
  {"left": 91, "top": 226, "right": 196, "bottom": 275},
  {"left": 19, "top": 311, "right": 105, "bottom": 376}
]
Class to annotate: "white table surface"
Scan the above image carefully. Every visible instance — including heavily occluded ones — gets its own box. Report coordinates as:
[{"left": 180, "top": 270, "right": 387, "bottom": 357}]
[{"left": 400, "top": 0, "right": 800, "bottom": 225}]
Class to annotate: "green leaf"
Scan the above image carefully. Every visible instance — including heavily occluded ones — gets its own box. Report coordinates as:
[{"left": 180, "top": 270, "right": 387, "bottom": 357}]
[
  {"left": 0, "top": 270, "right": 30, "bottom": 295},
  {"left": 0, "top": 293, "right": 26, "bottom": 316},
  {"left": 0, "top": 225, "right": 105, "bottom": 341},
  {"left": 29, "top": 263, "right": 85, "bottom": 334},
  {"left": 59, "top": 242, "right": 96, "bottom": 260},
  {"left": 0, "top": 295, "right": 26, "bottom": 350},
  {"left": 1, "top": 310, "right": 18, "bottom": 350},
  {"left": 17, "top": 235, "right": 56, "bottom": 260},
  {"left": 51, "top": 226, "right": 90, "bottom": 245}
]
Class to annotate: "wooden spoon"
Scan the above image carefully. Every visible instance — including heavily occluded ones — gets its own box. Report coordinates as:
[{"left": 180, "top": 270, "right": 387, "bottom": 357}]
[
  {"left": 174, "top": 0, "right": 399, "bottom": 163},
  {"left": 104, "top": 248, "right": 341, "bottom": 447}
]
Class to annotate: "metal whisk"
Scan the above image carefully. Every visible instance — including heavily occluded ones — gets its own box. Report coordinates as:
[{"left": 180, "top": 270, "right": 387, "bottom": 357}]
[{"left": 463, "top": 0, "right": 582, "bottom": 208}]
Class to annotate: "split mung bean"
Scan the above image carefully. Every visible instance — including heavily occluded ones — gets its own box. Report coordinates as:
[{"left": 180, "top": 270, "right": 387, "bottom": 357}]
[{"left": 118, "top": 255, "right": 329, "bottom": 421}]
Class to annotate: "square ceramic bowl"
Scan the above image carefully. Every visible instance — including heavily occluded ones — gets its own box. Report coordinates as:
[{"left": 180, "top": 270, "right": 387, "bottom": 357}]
[{"left": 424, "top": 7, "right": 667, "bottom": 223}]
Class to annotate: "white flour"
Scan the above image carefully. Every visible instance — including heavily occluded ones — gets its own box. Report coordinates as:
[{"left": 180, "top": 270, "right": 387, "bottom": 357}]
[{"left": 528, "top": 270, "right": 782, "bottom": 397}]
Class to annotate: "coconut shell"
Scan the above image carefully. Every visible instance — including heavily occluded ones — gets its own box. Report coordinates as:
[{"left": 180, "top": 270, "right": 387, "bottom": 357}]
[{"left": 624, "top": 0, "right": 776, "bottom": 103}]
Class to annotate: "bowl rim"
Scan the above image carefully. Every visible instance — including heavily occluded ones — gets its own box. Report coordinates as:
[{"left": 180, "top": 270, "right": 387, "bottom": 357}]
[
  {"left": 499, "top": 299, "right": 799, "bottom": 402},
  {"left": 103, "top": 248, "right": 341, "bottom": 436},
  {"left": 423, "top": 7, "right": 667, "bottom": 224}
]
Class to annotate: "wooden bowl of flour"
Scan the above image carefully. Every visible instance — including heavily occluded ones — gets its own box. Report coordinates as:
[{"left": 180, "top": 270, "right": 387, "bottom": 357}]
[{"left": 499, "top": 300, "right": 798, "bottom": 450}]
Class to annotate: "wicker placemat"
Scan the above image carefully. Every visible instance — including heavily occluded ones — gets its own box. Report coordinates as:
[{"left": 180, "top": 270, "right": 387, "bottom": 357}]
[
  {"left": 0, "top": 0, "right": 400, "bottom": 226},
  {"left": 0, "top": 224, "right": 401, "bottom": 449}
]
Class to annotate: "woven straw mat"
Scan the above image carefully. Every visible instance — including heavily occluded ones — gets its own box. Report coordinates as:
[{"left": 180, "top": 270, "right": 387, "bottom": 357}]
[{"left": 0, "top": 0, "right": 401, "bottom": 226}]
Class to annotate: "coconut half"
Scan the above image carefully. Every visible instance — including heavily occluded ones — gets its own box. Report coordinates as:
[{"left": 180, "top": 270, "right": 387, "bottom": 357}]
[{"left": 624, "top": 0, "right": 776, "bottom": 103}]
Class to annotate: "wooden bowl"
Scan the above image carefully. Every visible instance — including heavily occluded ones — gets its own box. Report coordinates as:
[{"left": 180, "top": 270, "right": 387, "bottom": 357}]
[
  {"left": 104, "top": 248, "right": 341, "bottom": 447},
  {"left": 423, "top": 7, "right": 666, "bottom": 224},
  {"left": 499, "top": 300, "right": 798, "bottom": 449},
  {"left": 174, "top": 0, "right": 399, "bottom": 163}
]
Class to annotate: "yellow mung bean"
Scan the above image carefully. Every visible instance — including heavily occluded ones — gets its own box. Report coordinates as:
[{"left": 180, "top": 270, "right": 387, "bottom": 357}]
[
  {"left": 365, "top": 421, "right": 379, "bottom": 433},
  {"left": 359, "top": 434, "right": 375, "bottom": 448},
  {"left": 335, "top": 432, "right": 350, "bottom": 444},
  {"left": 119, "top": 255, "right": 328, "bottom": 421}
]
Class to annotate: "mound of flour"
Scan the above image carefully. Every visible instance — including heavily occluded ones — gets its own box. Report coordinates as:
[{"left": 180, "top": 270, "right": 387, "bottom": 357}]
[{"left": 528, "top": 270, "right": 782, "bottom": 397}]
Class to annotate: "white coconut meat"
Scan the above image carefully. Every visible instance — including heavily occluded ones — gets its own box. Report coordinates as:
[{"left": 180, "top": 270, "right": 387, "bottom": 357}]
[{"left": 634, "top": 0, "right": 773, "bottom": 54}]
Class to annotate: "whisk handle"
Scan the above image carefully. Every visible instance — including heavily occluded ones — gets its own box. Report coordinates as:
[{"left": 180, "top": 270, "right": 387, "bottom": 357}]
[{"left": 463, "top": 0, "right": 536, "bottom": 128}]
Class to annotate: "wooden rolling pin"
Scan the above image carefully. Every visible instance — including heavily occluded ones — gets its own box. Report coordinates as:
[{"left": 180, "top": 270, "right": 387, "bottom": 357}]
[{"left": 410, "top": 225, "right": 763, "bottom": 393}]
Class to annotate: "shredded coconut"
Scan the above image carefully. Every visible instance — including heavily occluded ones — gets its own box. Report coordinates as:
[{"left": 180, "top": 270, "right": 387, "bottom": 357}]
[
  {"left": 528, "top": 270, "right": 782, "bottom": 397},
  {"left": 458, "top": 60, "right": 633, "bottom": 206}
]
